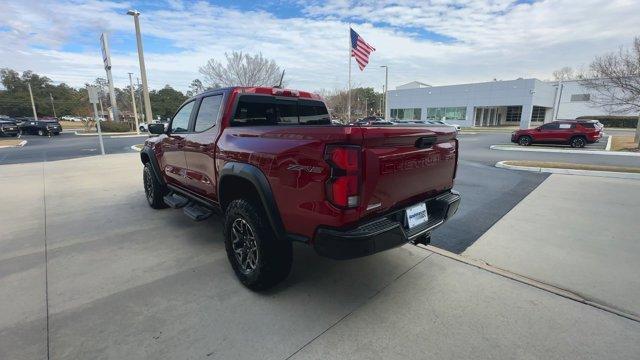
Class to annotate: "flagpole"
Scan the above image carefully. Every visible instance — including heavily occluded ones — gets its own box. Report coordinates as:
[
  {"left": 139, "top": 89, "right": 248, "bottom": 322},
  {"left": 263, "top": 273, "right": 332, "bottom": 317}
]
[{"left": 347, "top": 25, "right": 352, "bottom": 123}]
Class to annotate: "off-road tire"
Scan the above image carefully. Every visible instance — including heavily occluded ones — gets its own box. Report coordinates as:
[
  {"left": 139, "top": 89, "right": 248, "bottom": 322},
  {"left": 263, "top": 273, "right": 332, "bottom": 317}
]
[
  {"left": 143, "top": 162, "right": 168, "bottom": 209},
  {"left": 518, "top": 135, "right": 532, "bottom": 146},
  {"left": 570, "top": 136, "right": 586, "bottom": 148},
  {"left": 224, "top": 199, "right": 292, "bottom": 291}
]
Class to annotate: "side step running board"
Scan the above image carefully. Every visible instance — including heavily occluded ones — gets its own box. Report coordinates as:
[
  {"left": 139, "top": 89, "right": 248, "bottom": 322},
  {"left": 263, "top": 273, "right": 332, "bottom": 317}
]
[
  {"left": 183, "top": 203, "right": 213, "bottom": 221},
  {"left": 163, "top": 193, "right": 189, "bottom": 208}
]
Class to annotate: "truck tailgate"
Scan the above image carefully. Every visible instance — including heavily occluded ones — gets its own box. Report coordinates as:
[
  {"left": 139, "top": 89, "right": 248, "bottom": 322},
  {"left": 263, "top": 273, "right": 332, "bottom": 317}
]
[{"left": 359, "top": 125, "right": 457, "bottom": 216}]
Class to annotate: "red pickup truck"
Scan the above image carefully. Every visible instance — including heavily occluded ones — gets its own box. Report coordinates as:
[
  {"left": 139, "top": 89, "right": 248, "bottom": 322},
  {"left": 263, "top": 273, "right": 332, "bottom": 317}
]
[{"left": 141, "top": 87, "right": 460, "bottom": 290}]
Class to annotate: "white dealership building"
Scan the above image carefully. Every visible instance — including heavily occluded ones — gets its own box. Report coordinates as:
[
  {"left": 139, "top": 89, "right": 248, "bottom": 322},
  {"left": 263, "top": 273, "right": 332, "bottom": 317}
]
[{"left": 386, "top": 78, "right": 634, "bottom": 128}]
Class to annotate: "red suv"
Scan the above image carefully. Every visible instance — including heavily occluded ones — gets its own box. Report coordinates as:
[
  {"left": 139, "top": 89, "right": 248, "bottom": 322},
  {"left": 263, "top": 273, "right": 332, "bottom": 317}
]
[{"left": 511, "top": 120, "right": 603, "bottom": 148}]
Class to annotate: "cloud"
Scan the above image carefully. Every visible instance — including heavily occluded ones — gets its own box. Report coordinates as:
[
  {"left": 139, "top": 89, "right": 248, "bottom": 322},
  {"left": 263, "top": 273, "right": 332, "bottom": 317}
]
[{"left": 0, "top": 0, "right": 638, "bottom": 93}]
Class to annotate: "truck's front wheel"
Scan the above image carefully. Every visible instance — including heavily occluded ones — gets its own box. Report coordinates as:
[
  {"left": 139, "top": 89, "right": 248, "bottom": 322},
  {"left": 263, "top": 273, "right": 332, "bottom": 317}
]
[
  {"left": 224, "top": 199, "right": 292, "bottom": 291},
  {"left": 143, "top": 162, "right": 168, "bottom": 209}
]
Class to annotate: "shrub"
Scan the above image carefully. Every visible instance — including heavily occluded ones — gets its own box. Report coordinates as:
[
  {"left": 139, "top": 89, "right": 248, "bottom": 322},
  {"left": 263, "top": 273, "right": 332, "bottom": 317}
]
[
  {"left": 97, "top": 121, "right": 132, "bottom": 132},
  {"left": 576, "top": 115, "right": 638, "bottom": 128}
]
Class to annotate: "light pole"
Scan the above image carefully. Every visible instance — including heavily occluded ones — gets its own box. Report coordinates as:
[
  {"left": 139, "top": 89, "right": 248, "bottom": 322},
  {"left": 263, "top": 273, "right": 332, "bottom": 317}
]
[
  {"left": 380, "top": 65, "right": 388, "bottom": 119},
  {"left": 127, "top": 9, "right": 153, "bottom": 124},
  {"left": 136, "top": 77, "right": 144, "bottom": 122},
  {"left": 27, "top": 83, "right": 38, "bottom": 121},
  {"left": 128, "top": 73, "right": 140, "bottom": 134},
  {"left": 49, "top": 93, "right": 57, "bottom": 118}
]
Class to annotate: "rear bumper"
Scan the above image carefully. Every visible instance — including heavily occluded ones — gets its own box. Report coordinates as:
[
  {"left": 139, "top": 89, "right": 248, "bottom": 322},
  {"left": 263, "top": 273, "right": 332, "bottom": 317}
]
[
  {"left": 314, "top": 190, "right": 461, "bottom": 260},
  {"left": 588, "top": 133, "right": 602, "bottom": 143}
]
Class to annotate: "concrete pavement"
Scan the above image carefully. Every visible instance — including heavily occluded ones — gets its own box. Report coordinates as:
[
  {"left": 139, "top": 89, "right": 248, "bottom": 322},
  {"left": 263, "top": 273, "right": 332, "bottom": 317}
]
[
  {"left": 465, "top": 174, "right": 640, "bottom": 318},
  {"left": 1, "top": 154, "right": 639, "bottom": 359},
  {"left": 291, "top": 253, "right": 640, "bottom": 360}
]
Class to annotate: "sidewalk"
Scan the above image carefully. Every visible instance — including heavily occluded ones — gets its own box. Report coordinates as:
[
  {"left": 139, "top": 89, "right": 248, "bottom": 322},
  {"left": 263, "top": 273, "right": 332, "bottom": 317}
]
[
  {"left": 465, "top": 174, "right": 640, "bottom": 318},
  {"left": 1, "top": 155, "right": 639, "bottom": 359}
]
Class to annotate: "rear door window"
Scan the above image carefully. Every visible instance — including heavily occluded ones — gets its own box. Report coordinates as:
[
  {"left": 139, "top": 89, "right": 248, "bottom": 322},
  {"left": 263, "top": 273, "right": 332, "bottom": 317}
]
[
  {"left": 232, "top": 95, "right": 329, "bottom": 126},
  {"left": 541, "top": 123, "right": 559, "bottom": 130},
  {"left": 194, "top": 95, "right": 223, "bottom": 132}
]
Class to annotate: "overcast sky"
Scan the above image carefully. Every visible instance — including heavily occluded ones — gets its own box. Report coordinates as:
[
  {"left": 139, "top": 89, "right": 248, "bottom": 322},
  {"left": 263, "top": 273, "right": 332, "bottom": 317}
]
[{"left": 0, "top": 0, "right": 638, "bottom": 92}]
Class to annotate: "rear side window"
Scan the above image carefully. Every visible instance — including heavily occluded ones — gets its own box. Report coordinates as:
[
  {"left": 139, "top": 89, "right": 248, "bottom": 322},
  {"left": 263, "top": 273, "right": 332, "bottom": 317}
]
[
  {"left": 194, "top": 95, "right": 223, "bottom": 132},
  {"left": 232, "top": 95, "right": 330, "bottom": 126},
  {"left": 541, "top": 123, "right": 559, "bottom": 130},
  {"left": 581, "top": 123, "right": 596, "bottom": 128}
]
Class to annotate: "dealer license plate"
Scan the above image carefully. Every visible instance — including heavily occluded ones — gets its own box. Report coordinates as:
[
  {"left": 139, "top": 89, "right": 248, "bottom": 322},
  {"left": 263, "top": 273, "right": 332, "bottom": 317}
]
[{"left": 405, "top": 202, "right": 428, "bottom": 229}]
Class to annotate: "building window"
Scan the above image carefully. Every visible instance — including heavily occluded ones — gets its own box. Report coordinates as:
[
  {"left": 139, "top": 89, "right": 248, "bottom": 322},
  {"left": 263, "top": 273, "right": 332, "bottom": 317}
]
[
  {"left": 531, "top": 106, "right": 546, "bottom": 122},
  {"left": 425, "top": 107, "right": 466, "bottom": 121},
  {"left": 390, "top": 108, "right": 421, "bottom": 120},
  {"left": 505, "top": 106, "right": 522, "bottom": 122},
  {"left": 570, "top": 93, "right": 590, "bottom": 102}
]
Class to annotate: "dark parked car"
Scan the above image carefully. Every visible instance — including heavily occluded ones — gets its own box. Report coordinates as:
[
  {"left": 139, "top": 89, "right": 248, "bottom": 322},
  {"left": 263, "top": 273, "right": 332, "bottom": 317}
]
[
  {"left": 0, "top": 119, "right": 20, "bottom": 137},
  {"left": 511, "top": 120, "right": 603, "bottom": 148},
  {"left": 19, "top": 119, "right": 62, "bottom": 136}
]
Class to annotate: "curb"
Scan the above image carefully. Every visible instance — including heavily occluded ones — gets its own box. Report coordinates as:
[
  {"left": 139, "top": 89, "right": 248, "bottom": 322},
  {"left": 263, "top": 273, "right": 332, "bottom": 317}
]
[
  {"left": 495, "top": 161, "right": 640, "bottom": 180},
  {"left": 110, "top": 134, "right": 148, "bottom": 138},
  {"left": 416, "top": 244, "right": 640, "bottom": 323},
  {"left": 130, "top": 144, "right": 143, "bottom": 152},
  {"left": 0, "top": 140, "right": 28, "bottom": 149},
  {"left": 74, "top": 131, "right": 142, "bottom": 136},
  {"left": 490, "top": 144, "right": 640, "bottom": 157}
]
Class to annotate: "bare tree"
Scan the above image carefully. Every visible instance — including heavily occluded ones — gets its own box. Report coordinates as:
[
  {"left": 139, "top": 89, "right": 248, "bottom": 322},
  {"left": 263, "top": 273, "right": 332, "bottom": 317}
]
[
  {"left": 552, "top": 66, "right": 576, "bottom": 81},
  {"left": 199, "top": 52, "right": 284, "bottom": 87},
  {"left": 188, "top": 79, "right": 205, "bottom": 95},
  {"left": 580, "top": 37, "right": 640, "bottom": 144},
  {"left": 321, "top": 87, "right": 383, "bottom": 122}
]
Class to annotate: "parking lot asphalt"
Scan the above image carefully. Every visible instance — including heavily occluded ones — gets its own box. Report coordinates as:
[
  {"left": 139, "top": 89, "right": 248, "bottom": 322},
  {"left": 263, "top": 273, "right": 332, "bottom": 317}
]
[
  {"left": 465, "top": 173, "right": 640, "bottom": 318},
  {"left": 458, "top": 131, "right": 640, "bottom": 168},
  {"left": 0, "top": 132, "right": 144, "bottom": 165},
  {"left": 1, "top": 154, "right": 638, "bottom": 360}
]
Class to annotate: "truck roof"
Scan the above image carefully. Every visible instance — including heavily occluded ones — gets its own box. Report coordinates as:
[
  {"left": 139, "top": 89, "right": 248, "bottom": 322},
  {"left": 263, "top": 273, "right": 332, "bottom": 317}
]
[{"left": 198, "top": 86, "right": 323, "bottom": 101}]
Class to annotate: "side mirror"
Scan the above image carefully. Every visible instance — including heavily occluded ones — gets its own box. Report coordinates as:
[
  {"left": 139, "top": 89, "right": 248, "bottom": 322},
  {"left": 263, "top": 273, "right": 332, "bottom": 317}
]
[{"left": 148, "top": 123, "right": 166, "bottom": 135}]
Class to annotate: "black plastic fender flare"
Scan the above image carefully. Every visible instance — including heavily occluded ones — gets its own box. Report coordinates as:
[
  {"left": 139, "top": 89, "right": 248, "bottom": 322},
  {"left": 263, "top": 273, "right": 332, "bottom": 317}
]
[
  {"left": 218, "top": 162, "right": 286, "bottom": 241},
  {"left": 140, "top": 146, "right": 166, "bottom": 188}
]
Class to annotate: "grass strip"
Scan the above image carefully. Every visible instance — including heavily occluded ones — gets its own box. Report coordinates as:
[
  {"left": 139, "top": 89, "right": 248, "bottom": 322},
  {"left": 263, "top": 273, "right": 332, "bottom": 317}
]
[{"left": 611, "top": 135, "right": 639, "bottom": 152}]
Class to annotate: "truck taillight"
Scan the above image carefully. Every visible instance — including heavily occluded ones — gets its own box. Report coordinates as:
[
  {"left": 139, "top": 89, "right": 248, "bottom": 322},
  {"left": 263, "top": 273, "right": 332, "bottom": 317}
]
[{"left": 325, "top": 145, "right": 361, "bottom": 208}]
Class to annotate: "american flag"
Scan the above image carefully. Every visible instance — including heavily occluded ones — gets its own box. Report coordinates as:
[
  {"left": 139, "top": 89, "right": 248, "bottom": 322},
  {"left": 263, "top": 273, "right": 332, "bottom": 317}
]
[{"left": 350, "top": 28, "right": 375, "bottom": 71}]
